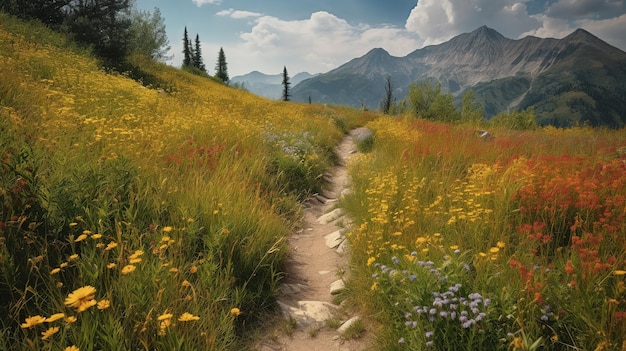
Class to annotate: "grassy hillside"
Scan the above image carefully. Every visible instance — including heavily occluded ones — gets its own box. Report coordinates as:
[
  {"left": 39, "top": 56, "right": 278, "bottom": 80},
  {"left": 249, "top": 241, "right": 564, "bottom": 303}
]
[{"left": 0, "top": 14, "right": 372, "bottom": 350}]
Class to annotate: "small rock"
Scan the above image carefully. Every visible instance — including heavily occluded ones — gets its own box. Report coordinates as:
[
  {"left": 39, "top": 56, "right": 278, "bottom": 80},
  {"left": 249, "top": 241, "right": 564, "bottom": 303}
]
[
  {"left": 330, "top": 279, "right": 346, "bottom": 295},
  {"left": 319, "top": 270, "right": 331, "bottom": 275},
  {"left": 324, "top": 230, "right": 344, "bottom": 248},
  {"left": 277, "top": 300, "right": 339, "bottom": 328},
  {"left": 337, "top": 316, "right": 361, "bottom": 335},
  {"left": 317, "top": 208, "right": 344, "bottom": 224},
  {"left": 336, "top": 239, "right": 348, "bottom": 254}
]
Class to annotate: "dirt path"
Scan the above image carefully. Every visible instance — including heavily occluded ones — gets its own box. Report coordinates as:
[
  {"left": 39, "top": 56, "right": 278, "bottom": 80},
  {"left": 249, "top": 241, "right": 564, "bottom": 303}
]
[{"left": 254, "top": 129, "right": 371, "bottom": 351}]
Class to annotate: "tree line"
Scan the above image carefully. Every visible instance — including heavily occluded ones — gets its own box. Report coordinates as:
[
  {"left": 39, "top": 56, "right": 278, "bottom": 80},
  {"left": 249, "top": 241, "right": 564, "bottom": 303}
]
[
  {"left": 1, "top": 0, "right": 170, "bottom": 68},
  {"left": 381, "top": 77, "right": 537, "bottom": 130}
]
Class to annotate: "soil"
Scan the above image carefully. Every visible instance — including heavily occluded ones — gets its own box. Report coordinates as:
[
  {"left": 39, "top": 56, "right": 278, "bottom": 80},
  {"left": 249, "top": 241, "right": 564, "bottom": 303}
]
[{"left": 252, "top": 129, "right": 372, "bottom": 351}]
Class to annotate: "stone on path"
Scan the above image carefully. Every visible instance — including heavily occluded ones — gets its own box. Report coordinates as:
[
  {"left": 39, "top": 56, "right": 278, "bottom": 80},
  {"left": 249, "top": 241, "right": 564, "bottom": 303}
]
[
  {"left": 324, "top": 230, "right": 345, "bottom": 248},
  {"left": 329, "top": 279, "right": 346, "bottom": 295},
  {"left": 317, "top": 208, "right": 344, "bottom": 224},
  {"left": 278, "top": 300, "right": 339, "bottom": 328},
  {"left": 336, "top": 239, "right": 348, "bottom": 254},
  {"left": 337, "top": 316, "right": 362, "bottom": 335}
]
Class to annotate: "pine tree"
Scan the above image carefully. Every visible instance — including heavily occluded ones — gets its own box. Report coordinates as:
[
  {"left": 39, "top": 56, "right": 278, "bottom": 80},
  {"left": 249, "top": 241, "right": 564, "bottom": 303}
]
[
  {"left": 282, "top": 66, "right": 291, "bottom": 101},
  {"left": 182, "top": 27, "right": 191, "bottom": 67},
  {"left": 193, "top": 34, "right": 206, "bottom": 72},
  {"left": 215, "top": 47, "right": 229, "bottom": 83}
]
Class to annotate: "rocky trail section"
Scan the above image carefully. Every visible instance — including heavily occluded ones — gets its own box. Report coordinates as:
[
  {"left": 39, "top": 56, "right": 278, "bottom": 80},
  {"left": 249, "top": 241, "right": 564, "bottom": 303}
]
[{"left": 255, "top": 128, "right": 372, "bottom": 351}]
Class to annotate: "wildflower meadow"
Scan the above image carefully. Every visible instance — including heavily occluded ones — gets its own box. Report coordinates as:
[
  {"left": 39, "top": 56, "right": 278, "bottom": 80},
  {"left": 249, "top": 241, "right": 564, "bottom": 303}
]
[
  {"left": 0, "top": 15, "right": 370, "bottom": 350},
  {"left": 343, "top": 118, "right": 626, "bottom": 350},
  {"left": 2, "top": 12, "right": 626, "bottom": 351}
]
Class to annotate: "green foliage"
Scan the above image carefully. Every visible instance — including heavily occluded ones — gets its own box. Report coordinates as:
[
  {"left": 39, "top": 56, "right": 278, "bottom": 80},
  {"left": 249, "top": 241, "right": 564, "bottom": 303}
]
[
  {"left": 461, "top": 90, "right": 484, "bottom": 124},
  {"left": 489, "top": 107, "right": 538, "bottom": 130},
  {"left": 215, "top": 47, "right": 229, "bottom": 83},
  {"left": 0, "top": 0, "right": 69, "bottom": 28},
  {"left": 403, "top": 81, "right": 484, "bottom": 124},
  {"left": 182, "top": 27, "right": 191, "bottom": 67},
  {"left": 63, "top": 0, "right": 133, "bottom": 67},
  {"left": 128, "top": 7, "right": 170, "bottom": 62},
  {"left": 282, "top": 66, "right": 290, "bottom": 102}
]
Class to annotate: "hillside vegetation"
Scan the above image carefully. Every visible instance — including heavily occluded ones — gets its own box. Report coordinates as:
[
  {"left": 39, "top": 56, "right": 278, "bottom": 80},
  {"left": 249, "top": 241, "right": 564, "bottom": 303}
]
[
  {"left": 2, "top": 14, "right": 626, "bottom": 351},
  {"left": 0, "top": 14, "right": 371, "bottom": 350},
  {"left": 342, "top": 119, "right": 626, "bottom": 350}
]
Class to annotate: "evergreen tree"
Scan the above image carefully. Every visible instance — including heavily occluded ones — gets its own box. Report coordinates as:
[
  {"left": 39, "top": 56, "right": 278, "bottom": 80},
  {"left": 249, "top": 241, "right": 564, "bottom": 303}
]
[
  {"left": 192, "top": 34, "right": 206, "bottom": 72},
  {"left": 215, "top": 47, "right": 229, "bottom": 83},
  {"left": 182, "top": 27, "right": 192, "bottom": 67},
  {"left": 0, "top": 0, "right": 70, "bottom": 28},
  {"left": 64, "top": 0, "right": 133, "bottom": 66},
  {"left": 282, "top": 66, "right": 291, "bottom": 101},
  {"left": 381, "top": 76, "right": 394, "bottom": 114}
]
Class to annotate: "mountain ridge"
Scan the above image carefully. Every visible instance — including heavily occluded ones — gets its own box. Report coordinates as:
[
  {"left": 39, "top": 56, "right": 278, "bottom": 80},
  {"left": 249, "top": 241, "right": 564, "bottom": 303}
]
[
  {"left": 230, "top": 71, "right": 317, "bottom": 99},
  {"left": 291, "top": 26, "right": 626, "bottom": 127}
]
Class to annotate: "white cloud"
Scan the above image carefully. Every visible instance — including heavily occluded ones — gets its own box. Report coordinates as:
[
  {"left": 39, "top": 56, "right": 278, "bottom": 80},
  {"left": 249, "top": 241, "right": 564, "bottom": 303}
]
[
  {"left": 405, "top": 0, "right": 540, "bottom": 45},
  {"left": 235, "top": 11, "right": 422, "bottom": 75},
  {"left": 575, "top": 14, "right": 626, "bottom": 50},
  {"left": 192, "top": 0, "right": 221, "bottom": 7},
  {"left": 216, "top": 8, "right": 263, "bottom": 19},
  {"left": 403, "top": 0, "right": 626, "bottom": 51}
]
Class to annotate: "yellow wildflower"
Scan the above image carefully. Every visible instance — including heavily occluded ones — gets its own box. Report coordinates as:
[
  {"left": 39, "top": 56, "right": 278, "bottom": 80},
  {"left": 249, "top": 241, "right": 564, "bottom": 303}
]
[
  {"left": 157, "top": 312, "right": 173, "bottom": 321},
  {"left": 162, "top": 226, "right": 173, "bottom": 232},
  {"left": 614, "top": 270, "right": 626, "bottom": 276},
  {"left": 95, "top": 243, "right": 105, "bottom": 249},
  {"left": 60, "top": 262, "right": 68, "bottom": 268},
  {"left": 50, "top": 268, "right": 61, "bottom": 275},
  {"left": 106, "top": 263, "right": 117, "bottom": 269},
  {"left": 91, "top": 233, "right": 102, "bottom": 239},
  {"left": 169, "top": 267, "right": 179, "bottom": 273},
  {"left": 496, "top": 241, "right": 506, "bottom": 248},
  {"left": 230, "top": 308, "right": 241, "bottom": 317},
  {"left": 367, "top": 257, "right": 376, "bottom": 266},
  {"left": 21, "top": 315, "right": 46, "bottom": 329},
  {"left": 129, "top": 250, "right": 144, "bottom": 259},
  {"left": 181, "top": 280, "right": 192, "bottom": 287},
  {"left": 104, "top": 241, "right": 118, "bottom": 251},
  {"left": 69, "top": 222, "right": 78, "bottom": 227},
  {"left": 76, "top": 299, "right": 97, "bottom": 313},
  {"left": 121, "top": 265, "right": 136, "bottom": 275},
  {"left": 64, "top": 286, "right": 96, "bottom": 309},
  {"left": 450, "top": 245, "right": 459, "bottom": 250},
  {"left": 65, "top": 346, "right": 79, "bottom": 351},
  {"left": 45, "top": 313, "right": 65, "bottom": 323},
  {"left": 489, "top": 247, "right": 500, "bottom": 254},
  {"left": 189, "top": 265, "right": 198, "bottom": 273},
  {"left": 41, "top": 326, "right": 59, "bottom": 340},
  {"left": 65, "top": 316, "right": 77, "bottom": 323},
  {"left": 178, "top": 312, "right": 200, "bottom": 322},
  {"left": 68, "top": 254, "right": 79, "bottom": 261},
  {"left": 129, "top": 258, "right": 142, "bottom": 264},
  {"left": 74, "top": 234, "right": 88, "bottom": 242},
  {"left": 82, "top": 230, "right": 91, "bottom": 235},
  {"left": 97, "top": 299, "right": 110, "bottom": 310}
]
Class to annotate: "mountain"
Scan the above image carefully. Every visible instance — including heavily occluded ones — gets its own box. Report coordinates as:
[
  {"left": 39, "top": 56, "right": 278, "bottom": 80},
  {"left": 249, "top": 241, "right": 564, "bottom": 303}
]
[
  {"left": 230, "top": 71, "right": 317, "bottom": 99},
  {"left": 291, "top": 26, "right": 626, "bottom": 127}
]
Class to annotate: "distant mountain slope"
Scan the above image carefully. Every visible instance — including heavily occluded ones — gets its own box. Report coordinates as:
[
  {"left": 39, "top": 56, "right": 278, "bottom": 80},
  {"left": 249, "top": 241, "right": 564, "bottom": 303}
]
[
  {"left": 231, "top": 71, "right": 316, "bottom": 100},
  {"left": 291, "top": 26, "right": 626, "bottom": 127}
]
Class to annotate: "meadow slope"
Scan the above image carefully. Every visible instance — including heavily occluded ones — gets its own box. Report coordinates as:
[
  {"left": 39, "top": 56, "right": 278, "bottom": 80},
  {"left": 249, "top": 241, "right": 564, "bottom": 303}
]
[{"left": 0, "top": 14, "right": 372, "bottom": 350}]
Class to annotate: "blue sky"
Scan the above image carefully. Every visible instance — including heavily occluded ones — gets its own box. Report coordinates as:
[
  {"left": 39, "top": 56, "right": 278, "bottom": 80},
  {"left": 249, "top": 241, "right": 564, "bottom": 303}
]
[{"left": 135, "top": 0, "right": 626, "bottom": 77}]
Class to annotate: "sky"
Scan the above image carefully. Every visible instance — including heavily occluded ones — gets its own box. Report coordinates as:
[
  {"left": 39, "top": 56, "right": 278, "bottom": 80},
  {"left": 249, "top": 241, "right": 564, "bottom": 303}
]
[{"left": 135, "top": 0, "right": 626, "bottom": 77}]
